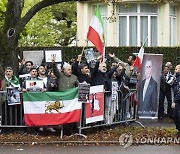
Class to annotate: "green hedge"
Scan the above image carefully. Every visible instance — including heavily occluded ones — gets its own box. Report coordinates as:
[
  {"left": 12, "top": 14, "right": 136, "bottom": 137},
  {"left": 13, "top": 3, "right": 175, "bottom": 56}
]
[{"left": 19, "top": 46, "right": 180, "bottom": 68}]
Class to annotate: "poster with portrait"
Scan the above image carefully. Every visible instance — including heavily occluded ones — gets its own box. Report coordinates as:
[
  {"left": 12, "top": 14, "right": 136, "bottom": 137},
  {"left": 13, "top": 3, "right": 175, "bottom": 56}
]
[
  {"left": 85, "top": 85, "right": 104, "bottom": 124},
  {"left": 7, "top": 87, "right": 21, "bottom": 105},
  {"left": 45, "top": 50, "right": 62, "bottom": 63},
  {"left": 84, "top": 48, "right": 95, "bottom": 64},
  {"left": 138, "top": 54, "right": 163, "bottom": 119}
]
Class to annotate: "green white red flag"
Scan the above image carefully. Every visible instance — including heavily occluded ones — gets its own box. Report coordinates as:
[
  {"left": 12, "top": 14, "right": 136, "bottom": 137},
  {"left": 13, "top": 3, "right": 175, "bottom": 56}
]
[
  {"left": 132, "top": 37, "right": 148, "bottom": 72},
  {"left": 23, "top": 88, "right": 81, "bottom": 126},
  {"left": 87, "top": 6, "right": 105, "bottom": 58},
  {"left": 132, "top": 45, "right": 144, "bottom": 72}
]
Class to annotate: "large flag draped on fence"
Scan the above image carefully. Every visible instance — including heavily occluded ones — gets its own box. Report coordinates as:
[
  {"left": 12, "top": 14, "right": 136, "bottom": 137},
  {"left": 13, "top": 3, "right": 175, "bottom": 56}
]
[
  {"left": 23, "top": 88, "right": 82, "bottom": 126},
  {"left": 87, "top": 5, "right": 105, "bottom": 58}
]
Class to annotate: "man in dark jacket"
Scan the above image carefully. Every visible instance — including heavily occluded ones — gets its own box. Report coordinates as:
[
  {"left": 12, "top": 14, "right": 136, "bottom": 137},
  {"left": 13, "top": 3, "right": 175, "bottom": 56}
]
[
  {"left": 72, "top": 54, "right": 91, "bottom": 83},
  {"left": 171, "top": 64, "right": 180, "bottom": 136},
  {"left": 158, "top": 66, "right": 174, "bottom": 119},
  {"left": 90, "top": 60, "right": 118, "bottom": 91}
]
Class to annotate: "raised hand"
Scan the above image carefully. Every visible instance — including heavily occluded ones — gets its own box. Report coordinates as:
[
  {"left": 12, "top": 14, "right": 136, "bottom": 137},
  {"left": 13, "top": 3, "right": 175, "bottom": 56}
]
[
  {"left": 77, "top": 54, "right": 82, "bottom": 62},
  {"left": 108, "top": 53, "right": 115, "bottom": 58},
  {"left": 97, "top": 55, "right": 102, "bottom": 61},
  {"left": 52, "top": 55, "right": 56, "bottom": 64}
]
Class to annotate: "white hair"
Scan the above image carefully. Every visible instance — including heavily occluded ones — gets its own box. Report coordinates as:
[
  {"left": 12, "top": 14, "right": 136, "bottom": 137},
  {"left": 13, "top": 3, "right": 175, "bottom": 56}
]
[{"left": 63, "top": 62, "right": 71, "bottom": 69}]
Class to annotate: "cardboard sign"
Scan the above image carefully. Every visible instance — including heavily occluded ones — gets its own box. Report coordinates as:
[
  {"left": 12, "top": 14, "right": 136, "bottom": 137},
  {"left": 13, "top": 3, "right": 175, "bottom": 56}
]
[
  {"left": 78, "top": 83, "right": 90, "bottom": 102},
  {"left": 26, "top": 79, "right": 44, "bottom": 92},
  {"left": 7, "top": 87, "right": 21, "bottom": 105},
  {"left": 45, "top": 50, "right": 62, "bottom": 62}
]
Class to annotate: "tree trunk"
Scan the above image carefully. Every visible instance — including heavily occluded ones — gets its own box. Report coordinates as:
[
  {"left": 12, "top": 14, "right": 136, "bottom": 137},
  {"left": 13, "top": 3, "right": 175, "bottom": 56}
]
[
  {"left": 0, "top": 0, "right": 23, "bottom": 76},
  {"left": 0, "top": 0, "right": 86, "bottom": 77}
]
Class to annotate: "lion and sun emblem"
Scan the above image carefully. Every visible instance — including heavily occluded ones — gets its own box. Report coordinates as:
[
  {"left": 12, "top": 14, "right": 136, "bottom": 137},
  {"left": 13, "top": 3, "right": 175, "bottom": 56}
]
[{"left": 45, "top": 100, "right": 64, "bottom": 113}]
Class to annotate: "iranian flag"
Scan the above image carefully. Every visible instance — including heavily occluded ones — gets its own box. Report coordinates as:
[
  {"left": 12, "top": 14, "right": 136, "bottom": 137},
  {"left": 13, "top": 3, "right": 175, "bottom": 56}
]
[
  {"left": 23, "top": 88, "right": 82, "bottom": 126},
  {"left": 132, "top": 45, "right": 144, "bottom": 72},
  {"left": 132, "top": 37, "right": 148, "bottom": 72},
  {"left": 87, "top": 6, "right": 105, "bottom": 58}
]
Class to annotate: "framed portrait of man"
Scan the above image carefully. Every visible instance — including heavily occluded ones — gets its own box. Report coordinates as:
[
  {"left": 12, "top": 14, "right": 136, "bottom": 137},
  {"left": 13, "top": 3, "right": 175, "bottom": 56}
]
[{"left": 138, "top": 54, "right": 163, "bottom": 119}]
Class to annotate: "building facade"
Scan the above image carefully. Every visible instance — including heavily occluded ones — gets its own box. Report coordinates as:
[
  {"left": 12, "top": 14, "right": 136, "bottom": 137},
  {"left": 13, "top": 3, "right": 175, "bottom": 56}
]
[{"left": 77, "top": 0, "right": 180, "bottom": 47}]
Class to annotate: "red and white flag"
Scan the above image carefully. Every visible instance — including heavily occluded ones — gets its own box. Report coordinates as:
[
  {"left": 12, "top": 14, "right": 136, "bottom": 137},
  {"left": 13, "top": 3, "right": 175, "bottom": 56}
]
[
  {"left": 132, "top": 37, "right": 148, "bottom": 72},
  {"left": 23, "top": 88, "right": 81, "bottom": 126},
  {"left": 87, "top": 6, "right": 105, "bottom": 59},
  {"left": 132, "top": 45, "right": 144, "bottom": 72}
]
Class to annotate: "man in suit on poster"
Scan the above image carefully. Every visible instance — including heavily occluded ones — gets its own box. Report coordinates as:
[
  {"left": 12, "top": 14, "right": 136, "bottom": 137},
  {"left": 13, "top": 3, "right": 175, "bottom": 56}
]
[{"left": 138, "top": 58, "right": 158, "bottom": 117}]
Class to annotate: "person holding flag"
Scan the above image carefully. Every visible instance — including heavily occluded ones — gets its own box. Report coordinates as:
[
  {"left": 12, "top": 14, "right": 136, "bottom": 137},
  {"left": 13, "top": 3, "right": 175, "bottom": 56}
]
[{"left": 87, "top": 5, "right": 105, "bottom": 61}]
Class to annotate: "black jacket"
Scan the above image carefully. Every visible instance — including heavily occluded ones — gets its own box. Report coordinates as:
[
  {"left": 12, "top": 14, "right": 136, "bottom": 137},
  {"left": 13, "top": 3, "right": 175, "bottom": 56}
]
[
  {"left": 173, "top": 72, "right": 180, "bottom": 102},
  {"left": 160, "top": 73, "right": 172, "bottom": 92},
  {"left": 72, "top": 61, "right": 91, "bottom": 83},
  {"left": 90, "top": 62, "right": 118, "bottom": 91}
]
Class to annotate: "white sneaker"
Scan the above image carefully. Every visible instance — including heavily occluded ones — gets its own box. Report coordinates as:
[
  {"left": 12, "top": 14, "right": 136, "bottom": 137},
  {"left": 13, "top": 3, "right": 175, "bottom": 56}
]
[
  {"left": 126, "top": 112, "right": 130, "bottom": 119},
  {"left": 47, "top": 128, "right": 56, "bottom": 132},
  {"left": 39, "top": 127, "right": 44, "bottom": 131}
]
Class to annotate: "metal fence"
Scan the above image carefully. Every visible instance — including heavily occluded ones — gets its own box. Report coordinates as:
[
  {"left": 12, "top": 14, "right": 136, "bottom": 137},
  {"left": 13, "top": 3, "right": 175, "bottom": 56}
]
[
  {"left": 0, "top": 88, "right": 142, "bottom": 137},
  {"left": 0, "top": 91, "right": 25, "bottom": 127},
  {"left": 78, "top": 88, "right": 139, "bottom": 135}
]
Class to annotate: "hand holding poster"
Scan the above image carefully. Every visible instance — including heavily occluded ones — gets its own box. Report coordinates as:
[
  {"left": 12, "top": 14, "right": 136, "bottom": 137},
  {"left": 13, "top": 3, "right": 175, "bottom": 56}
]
[
  {"left": 84, "top": 48, "right": 95, "bottom": 64},
  {"left": 45, "top": 50, "right": 62, "bottom": 62},
  {"left": 78, "top": 83, "right": 90, "bottom": 102},
  {"left": 26, "top": 80, "right": 44, "bottom": 92}
]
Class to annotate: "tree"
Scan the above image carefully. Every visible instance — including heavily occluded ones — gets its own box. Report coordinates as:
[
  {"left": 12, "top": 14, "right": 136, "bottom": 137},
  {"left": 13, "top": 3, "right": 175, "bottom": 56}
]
[
  {"left": 19, "top": 2, "right": 77, "bottom": 47},
  {"left": 51, "top": 2, "right": 77, "bottom": 46},
  {"left": 0, "top": 0, "right": 87, "bottom": 76}
]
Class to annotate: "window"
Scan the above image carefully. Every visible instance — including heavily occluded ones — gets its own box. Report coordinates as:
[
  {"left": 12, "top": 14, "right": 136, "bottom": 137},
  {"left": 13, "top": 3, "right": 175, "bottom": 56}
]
[
  {"left": 118, "top": 4, "right": 158, "bottom": 46},
  {"left": 169, "top": 6, "right": 176, "bottom": 46}
]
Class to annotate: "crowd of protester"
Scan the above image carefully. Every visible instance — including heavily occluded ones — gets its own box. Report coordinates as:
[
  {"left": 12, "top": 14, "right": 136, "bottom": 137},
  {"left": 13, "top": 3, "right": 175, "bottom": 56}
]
[{"left": 0, "top": 52, "right": 180, "bottom": 136}]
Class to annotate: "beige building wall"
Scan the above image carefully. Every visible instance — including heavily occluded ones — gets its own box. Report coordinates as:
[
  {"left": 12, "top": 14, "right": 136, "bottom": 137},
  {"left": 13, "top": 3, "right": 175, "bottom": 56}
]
[
  {"left": 176, "top": 5, "right": 180, "bottom": 46},
  {"left": 77, "top": 1, "right": 180, "bottom": 47},
  {"left": 159, "top": 2, "right": 170, "bottom": 46}
]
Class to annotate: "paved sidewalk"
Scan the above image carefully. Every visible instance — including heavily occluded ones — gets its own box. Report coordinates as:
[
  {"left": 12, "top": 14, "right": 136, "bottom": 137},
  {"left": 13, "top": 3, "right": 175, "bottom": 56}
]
[{"left": 134, "top": 117, "right": 175, "bottom": 128}]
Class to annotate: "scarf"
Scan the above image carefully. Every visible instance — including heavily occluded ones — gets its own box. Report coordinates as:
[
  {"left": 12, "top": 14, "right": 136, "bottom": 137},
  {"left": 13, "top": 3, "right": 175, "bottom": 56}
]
[{"left": 5, "top": 75, "right": 19, "bottom": 87}]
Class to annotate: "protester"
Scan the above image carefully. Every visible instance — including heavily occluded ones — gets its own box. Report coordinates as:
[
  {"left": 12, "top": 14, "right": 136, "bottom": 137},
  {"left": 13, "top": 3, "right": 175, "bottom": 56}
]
[
  {"left": 47, "top": 69, "right": 58, "bottom": 91},
  {"left": 21, "top": 67, "right": 46, "bottom": 92},
  {"left": 19, "top": 59, "right": 33, "bottom": 75},
  {"left": 165, "top": 62, "right": 173, "bottom": 73},
  {"left": 171, "top": 64, "right": 180, "bottom": 137},
  {"left": 72, "top": 54, "right": 91, "bottom": 83},
  {"left": 52, "top": 59, "right": 78, "bottom": 91},
  {"left": 108, "top": 53, "right": 136, "bottom": 78},
  {"left": 158, "top": 66, "right": 174, "bottom": 119},
  {"left": 0, "top": 67, "right": 20, "bottom": 132},
  {"left": 37, "top": 65, "right": 56, "bottom": 92},
  {"left": 1, "top": 67, "right": 19, "bottom": 90}
]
